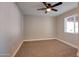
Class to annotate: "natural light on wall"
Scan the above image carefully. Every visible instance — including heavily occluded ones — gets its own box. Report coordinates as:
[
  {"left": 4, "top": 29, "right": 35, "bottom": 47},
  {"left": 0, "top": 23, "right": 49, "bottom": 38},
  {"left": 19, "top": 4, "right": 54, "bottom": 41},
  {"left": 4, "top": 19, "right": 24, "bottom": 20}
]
[{"left": 64, "top": 14, "right": 78, "bottom": 33}]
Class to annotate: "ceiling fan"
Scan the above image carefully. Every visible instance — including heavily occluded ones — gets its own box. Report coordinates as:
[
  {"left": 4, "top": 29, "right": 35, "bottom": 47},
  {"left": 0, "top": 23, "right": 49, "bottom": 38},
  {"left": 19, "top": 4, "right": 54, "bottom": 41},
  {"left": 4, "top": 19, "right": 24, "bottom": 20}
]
[{"left": 37, "top": 2, "right": 62, "bottom": 14}]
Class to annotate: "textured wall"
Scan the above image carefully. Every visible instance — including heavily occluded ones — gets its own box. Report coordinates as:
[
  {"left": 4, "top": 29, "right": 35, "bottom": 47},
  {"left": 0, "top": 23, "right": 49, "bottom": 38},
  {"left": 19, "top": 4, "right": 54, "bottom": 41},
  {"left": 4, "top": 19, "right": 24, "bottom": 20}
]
[
  {"left": 55, "top": 8, "right": 78, "bottom": 47},
  {"left": 24, "top": 15, "right": 56, "bottom": 40},
  {"left": 0, "top": 2, "right": 23, "bottom": 56}
]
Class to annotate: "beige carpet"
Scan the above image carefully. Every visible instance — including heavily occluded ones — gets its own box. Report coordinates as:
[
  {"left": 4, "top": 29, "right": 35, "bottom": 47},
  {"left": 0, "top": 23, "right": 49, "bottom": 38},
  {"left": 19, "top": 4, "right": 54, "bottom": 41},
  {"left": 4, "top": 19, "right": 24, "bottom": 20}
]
[{"left": 15, "top": 39, "right": 78, "bottom": 57}]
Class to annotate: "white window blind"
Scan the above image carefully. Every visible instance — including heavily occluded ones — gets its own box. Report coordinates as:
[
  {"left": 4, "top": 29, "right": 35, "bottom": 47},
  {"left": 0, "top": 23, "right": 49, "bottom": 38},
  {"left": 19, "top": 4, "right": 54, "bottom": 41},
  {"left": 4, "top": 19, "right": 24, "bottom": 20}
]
[{"left": 64, "top": 15, "right": 78, "bottom": 33}]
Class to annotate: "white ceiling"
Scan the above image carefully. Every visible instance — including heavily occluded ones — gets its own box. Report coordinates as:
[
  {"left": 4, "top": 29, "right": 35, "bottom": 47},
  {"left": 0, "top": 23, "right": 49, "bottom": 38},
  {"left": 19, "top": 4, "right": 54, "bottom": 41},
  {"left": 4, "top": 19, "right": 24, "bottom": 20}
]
[{"left": 16, "top": 2, "right": 78, "bottom": 16}]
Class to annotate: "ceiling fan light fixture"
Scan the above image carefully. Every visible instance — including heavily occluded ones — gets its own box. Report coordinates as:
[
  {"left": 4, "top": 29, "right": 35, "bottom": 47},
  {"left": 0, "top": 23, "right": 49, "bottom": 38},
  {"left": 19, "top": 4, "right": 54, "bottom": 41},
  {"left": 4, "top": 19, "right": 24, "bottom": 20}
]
[{"left": 46, "top": 8, "right": 51, "bottom": 12}]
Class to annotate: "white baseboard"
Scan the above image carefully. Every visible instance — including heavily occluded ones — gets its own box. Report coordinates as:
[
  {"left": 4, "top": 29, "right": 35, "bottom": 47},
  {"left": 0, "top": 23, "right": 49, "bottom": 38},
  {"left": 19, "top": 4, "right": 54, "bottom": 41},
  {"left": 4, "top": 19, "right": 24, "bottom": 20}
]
[
  {"left": 23, "top": 38, "right": 56, "bottom": 42},
  {"left": 12, "top": 38, "right": 56, "bottom": 57},
  {"left": 56, "top": 38, "right": 79, "bottom": 57},
  {"left": 56, "top": 38, "right": 78, "bottom": 49},
  {"left": 24, "top": 38, "right": 79, "bottom": 56},
  {"left": 12, "top": 38, "right": 79, "bottom": 57},
  {"left": 12, "top": 40, "right": 24, "bottom": 57},
  {"left": 24, "top": 38, "right": 78, "bottom": 48}
]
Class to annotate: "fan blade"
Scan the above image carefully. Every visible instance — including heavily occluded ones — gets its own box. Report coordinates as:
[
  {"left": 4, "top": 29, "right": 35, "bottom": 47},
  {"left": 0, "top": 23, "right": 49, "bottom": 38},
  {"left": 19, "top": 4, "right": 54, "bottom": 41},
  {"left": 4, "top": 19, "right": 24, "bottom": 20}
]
[
  {"left": 52, "top": 9, "right": 58, "bottom": 11},
  {"left": 42, "top": 2, "right": 48, "bottom": 8},
  {"left": 37, "top": 8, "right": 46, "bottom": 10},
  {"left": 48, "top": 4, "right": 51, "bottom": 7},
  {"left": 51, "top": 2, "right": 62, "bottom": 7},
  {"left": 45, "top": 11, "right": 47, "bottom": 14}
]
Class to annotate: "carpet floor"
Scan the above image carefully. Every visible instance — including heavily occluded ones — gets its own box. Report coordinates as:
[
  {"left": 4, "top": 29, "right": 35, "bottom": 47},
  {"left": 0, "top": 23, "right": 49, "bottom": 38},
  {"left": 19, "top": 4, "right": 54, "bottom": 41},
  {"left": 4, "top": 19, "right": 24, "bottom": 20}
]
[{"left": 15, "top": 39, "right": 78, "bottom": 57}]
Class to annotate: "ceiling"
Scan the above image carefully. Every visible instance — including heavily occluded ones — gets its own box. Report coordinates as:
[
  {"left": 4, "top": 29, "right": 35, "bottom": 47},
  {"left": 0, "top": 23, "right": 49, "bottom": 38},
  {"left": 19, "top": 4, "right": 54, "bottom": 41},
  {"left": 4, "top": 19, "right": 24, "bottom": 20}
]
[{"left": 16, "top": 2, "right": 78, "bottom": 16}]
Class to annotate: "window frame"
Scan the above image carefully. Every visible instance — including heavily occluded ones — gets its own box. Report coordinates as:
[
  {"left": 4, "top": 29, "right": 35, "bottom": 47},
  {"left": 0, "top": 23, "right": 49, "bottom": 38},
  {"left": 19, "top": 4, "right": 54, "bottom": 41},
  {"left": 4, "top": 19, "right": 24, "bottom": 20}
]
[{"left": 64, "top": 14, "right": 78, "bottom": 34}]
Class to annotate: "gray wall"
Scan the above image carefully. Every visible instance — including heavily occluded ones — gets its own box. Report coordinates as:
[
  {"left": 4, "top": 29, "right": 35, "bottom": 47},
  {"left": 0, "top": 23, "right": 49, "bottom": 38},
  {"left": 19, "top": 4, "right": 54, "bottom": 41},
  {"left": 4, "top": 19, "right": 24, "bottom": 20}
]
[
  {"left": 55, "top": 8, "right": 78, "bottom": 47},
  {"left": 24, "top": 15, "right": 56, "bottom": 40},
  {"left": 0, "top": 2, "right": 23, "bottom": 56}
]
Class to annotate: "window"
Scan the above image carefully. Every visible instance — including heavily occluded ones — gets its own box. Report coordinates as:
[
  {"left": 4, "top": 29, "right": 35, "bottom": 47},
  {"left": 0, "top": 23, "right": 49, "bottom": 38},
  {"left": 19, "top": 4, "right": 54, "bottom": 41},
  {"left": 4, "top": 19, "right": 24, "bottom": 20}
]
[{"left": 64, "top": 15, "right": 78, "bottom": 33}]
